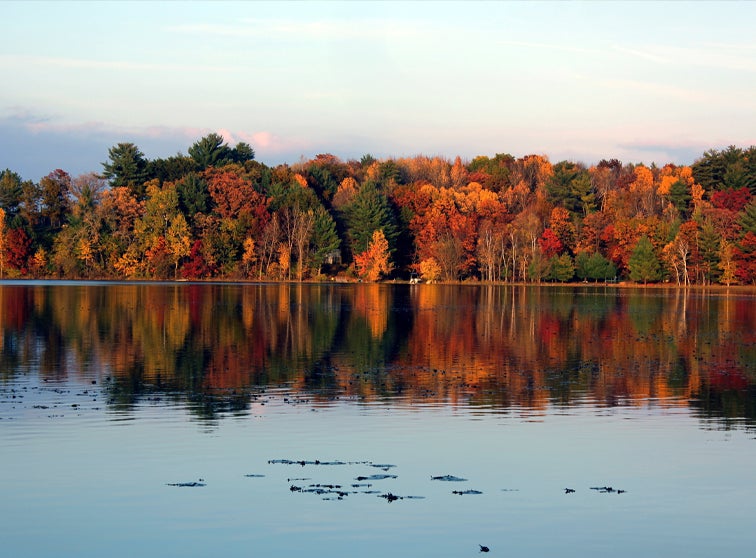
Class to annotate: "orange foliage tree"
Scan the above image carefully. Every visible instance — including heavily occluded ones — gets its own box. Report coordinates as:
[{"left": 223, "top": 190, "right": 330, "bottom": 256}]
[{"left": 354, "top": 229, "right": 393, "bottom": 282}]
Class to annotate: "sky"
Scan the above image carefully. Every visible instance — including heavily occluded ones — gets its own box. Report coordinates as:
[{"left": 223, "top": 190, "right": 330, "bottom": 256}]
[{"left": 1, "top": 0, "right": 755, "bottom": 181}]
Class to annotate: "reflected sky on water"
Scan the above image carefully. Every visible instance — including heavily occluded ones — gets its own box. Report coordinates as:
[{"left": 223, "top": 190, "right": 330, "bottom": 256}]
[{"left": 1, "top": 282, "right": 756, "bottom": 557}]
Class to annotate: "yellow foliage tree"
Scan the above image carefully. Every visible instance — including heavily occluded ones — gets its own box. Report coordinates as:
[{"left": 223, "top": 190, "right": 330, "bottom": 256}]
[
  {"left": 30, "top": 247, "right": 47, "bottom": 277},
  {"left": 419, "top": 257, "right": 441, "bottom": 283},
  {"left": 718, "top": 241, "right": 738, "bottom": 286},
  {"left": 242, "top": 237, "right": 257, "bottom": 277},
  {"left": 277, "top": 241, "right": 290, "bottom": 279},
  {"left": 658, "top": 165, "right": 696, "bottom": 199},
  {"left": 77, "top": 237, "right": 95, "bottom": 271},
  {"left": 631, "top": 165, "right": 654, "bottom": 193},
  {"left": 333, "top": 177, "right": 359, "bottom": 209},
  {"left": 114, "top": 245, "right": 142, "bottom": 278},
  {"left": 165, "top": 214, "right": 191, "bottom": 277},
  {"left": 657, "top": 175, "right": 678, "bottom": 197}
]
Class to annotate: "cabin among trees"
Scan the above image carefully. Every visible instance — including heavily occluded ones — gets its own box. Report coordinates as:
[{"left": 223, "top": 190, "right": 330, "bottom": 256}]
[{"left": 1, "top": 135, "right": 755, "bottom": 285}]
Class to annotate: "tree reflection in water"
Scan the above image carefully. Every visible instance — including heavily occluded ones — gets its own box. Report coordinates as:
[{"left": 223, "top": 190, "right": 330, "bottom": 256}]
[{"left": 0, "top": 282, "right": 754, "bottom": 426}]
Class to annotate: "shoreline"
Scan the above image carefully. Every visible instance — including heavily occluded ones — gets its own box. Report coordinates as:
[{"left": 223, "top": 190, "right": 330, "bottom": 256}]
[{"left": 1, "top": 276, "right": 755, "bottom": 292}]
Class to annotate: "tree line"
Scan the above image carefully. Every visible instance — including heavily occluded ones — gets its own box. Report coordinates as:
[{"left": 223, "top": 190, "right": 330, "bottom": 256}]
[{"left": 1, "top": 134, "right": 755, "bottom": 284}]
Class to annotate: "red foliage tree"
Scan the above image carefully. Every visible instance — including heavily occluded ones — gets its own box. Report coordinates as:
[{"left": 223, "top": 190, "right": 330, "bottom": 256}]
[
  {"left": 732, "top": 231, "right": 756, "bottom": 284},
  {"left": 181, "top": 240, "right": 214, "bottom": 278},
  {"left": 5, "top": 228, "right": 32, "bottom": 273},
  {"left": 711, "top": 187, "right": 752, "bottom": 213},
  {"left": 538, "top": 228, "right": 563, "bottom": 258},
  {"left": 203, "top": 166, "right": 270, "bottom": 236}
]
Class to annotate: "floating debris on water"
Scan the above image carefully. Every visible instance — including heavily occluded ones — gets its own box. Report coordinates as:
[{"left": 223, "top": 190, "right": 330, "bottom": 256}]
[
  {"left": 167, "top": 480, "right": 206, "bottom": 487},
  {"left": 590, "top": 486, "right": 625, "bottom": 494},
  {"left": 380, "top": 492, "right": 401, "bottom": 502},
  {"left": 370, "top": 463, "right": 397, "bottom": 471},
  {"left": 355, "top": 474, "right": 398, "bottom": 481},
  {"left": 268, "top": 459, "right": 372, "bottom": 466},
  {"left": 452, "top": 489, "right": 483, "bottom": 495},
  {"left": 244, "top": 474, "right": 265, "bottom": 478},
  {"left": 431, "top": 475, "right": 467, "bottom": 482},
  {"left": 378, "top": 493, "right": 425, "bottom": 503}
]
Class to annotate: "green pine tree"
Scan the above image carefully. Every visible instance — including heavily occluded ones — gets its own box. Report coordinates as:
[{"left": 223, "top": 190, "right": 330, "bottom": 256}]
[
  {"left": 698, "top": 221, "right": 721, "bottom": 284},
  {"left": 628, "top": 236, "right": 661, "bottom": 284},
  {"left": 311, "top": 206, "right": 341, "bottom": 274},
  {"left": 575, "top": 251, "right": 590, "bottom": 281},
  {"left": 586, "top": 252, "right": 617, "bottom": 282},
  {"left": 739, "top": 199, "right": 756, "bottom": 236},
  {"left": 344, "top": 181, "right": 397, "bottom": 257},
  {"left": 101, "top": 143, "right": 149, "bottom": 199},
  {"left": 547, "top": 254, "right": 575, "bottom": 282},
  {"left": 668, "top": 180, "right": 692, "bottom": 219}
]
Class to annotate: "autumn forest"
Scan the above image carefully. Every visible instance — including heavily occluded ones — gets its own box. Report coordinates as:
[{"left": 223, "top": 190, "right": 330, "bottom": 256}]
[{"left": 1, "top": 135, "right": 756, "bottom": 284}]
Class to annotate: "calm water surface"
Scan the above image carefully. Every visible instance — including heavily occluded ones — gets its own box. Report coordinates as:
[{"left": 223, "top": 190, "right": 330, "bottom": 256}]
[{"left": 2, "top": 281, "right": 755, "bottom": 557}]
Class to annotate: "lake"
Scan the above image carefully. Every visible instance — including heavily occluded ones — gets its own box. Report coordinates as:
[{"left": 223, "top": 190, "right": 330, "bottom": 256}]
[{"left": 2, "top": 281, "right": 755, "bottom": 557}]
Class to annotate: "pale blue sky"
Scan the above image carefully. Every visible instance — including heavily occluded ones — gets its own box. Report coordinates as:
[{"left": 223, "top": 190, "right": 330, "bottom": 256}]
[{"left": 1, "top": 0, "right": 754, "bottom": 180}]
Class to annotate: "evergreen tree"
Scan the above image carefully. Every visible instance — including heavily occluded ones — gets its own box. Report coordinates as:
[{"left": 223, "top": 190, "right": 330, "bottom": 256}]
[
  {"left": 547, "top": 254, "right": 575, "bottom": 282},
  {"left": 344, "top": 181, "right": 397, "bottom": 257},
  {"left": 740, "top": 199, "right": 756, "bottom": 236},
  {"left": 698, "top": 221, "right": 721, "bottom": 284},
  {"left": 306, "top": 164, "right": 339, "bottom": 200},
  {"left": 668, "top": 180, "right": 692, "bottom": 219},
  {"left": 39, "top": 170, "right": 72, "bottom": 235},
  {"left": 311, "top": 206, "right": 340, "bottom": 274},
  {"left": 188, "top": 133, "right": 230, "bottom": 169},
  {"left": 176, "top": 172, "right": 210, "bottom": 224},
  {"left": 692, "top": 146, "right": 742, "bottom": 191},
  {"left": 744, "top": 146, "right": 756, "bottom": 195},
  {"left": 377, "top": 160, "right": 404, "bottom": 186},
  {"left": 102, "top": 143, "right": 149, "bottom": 199},
  {"left": 628, "top": 236, "right": 661, "bottom": 284},
  {"left": 575, "top": 251, "right": 590, "bottom": 281},
  {"left": 545, "top": 161, "right": 595, "bottom": 215},
  {"left": 188, "top": 133, "right": 253, "bottom": 170},
  {"left": 148, "top": 155, "right": 199, "bottom": 184},
  {"left": 0, "top": 169, "right": 24, "bottom": 226},
  {"left": 231, "top": 142, "right": 255, "bottom": 164},
  {"left": 586, "top": 252, "right": 617, "bottom": 282}
]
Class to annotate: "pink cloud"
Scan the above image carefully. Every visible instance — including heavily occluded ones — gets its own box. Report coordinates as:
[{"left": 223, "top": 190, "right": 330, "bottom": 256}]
[{"left": 216, "top": 128, "right": 310, "bottom": 156}]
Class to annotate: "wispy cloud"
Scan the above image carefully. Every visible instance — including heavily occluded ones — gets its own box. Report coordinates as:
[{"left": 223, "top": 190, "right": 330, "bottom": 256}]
[
  {"left": 35, "top": 117, "right": 304, "bottom": 157},
  {"left": 598, "top": 78, "right": 713, "bottom": 104},
  {"left": 611, "top": 45, "right": 670, "bottom": 64},
  {"left": 0, "top": 109, "right": 312, "bottom": 179},
  {"left": 496, "top": 39, "right": 603, "bottom": 56},
  {"left": 616, "top": 140, "right": 721, "bottom": 165},
  {"left": 611, "top": 42, "right": 756, "bottom": 72},
  {"left": 8, "top": 110, "right": 204, "bottom": 144},
  {"left": 0, "top": 54, "right": 239, "bottom": 73},
  {"left": 167, "top": 17, "right": 424, "bottom": 41}
]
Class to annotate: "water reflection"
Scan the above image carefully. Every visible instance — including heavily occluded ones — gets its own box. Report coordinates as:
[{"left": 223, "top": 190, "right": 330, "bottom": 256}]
[{"left": 1, "top": 281, "right": 754, "bottom": 427}]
